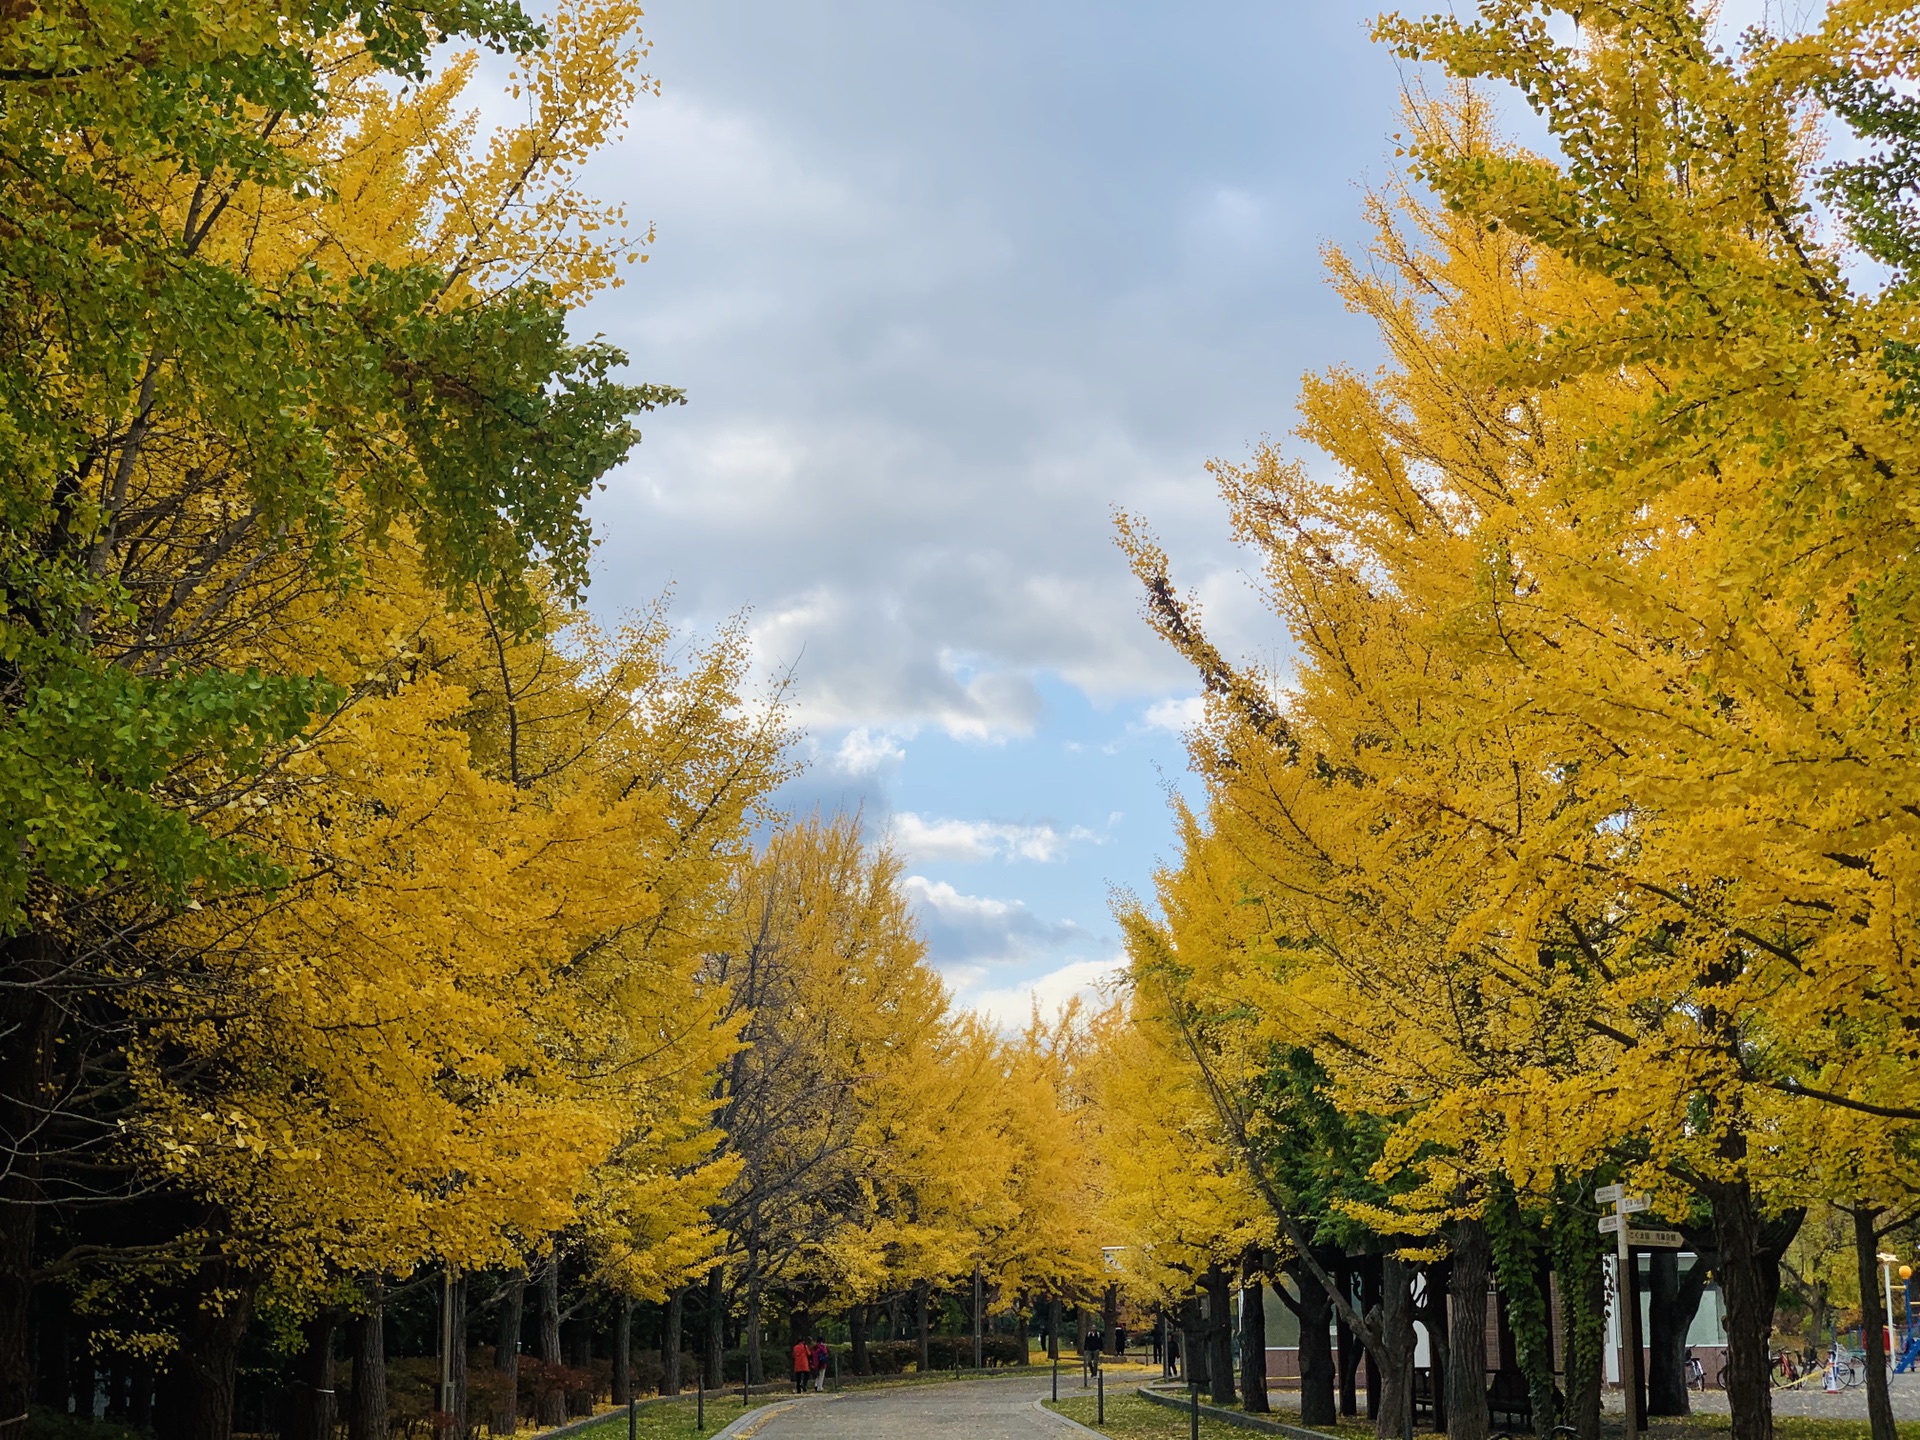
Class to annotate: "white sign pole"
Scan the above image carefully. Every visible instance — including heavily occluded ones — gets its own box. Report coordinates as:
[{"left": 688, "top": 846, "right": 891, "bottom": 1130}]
[{"left": 1597, "top": 1186, "right": 1644, "bottom": 1440}]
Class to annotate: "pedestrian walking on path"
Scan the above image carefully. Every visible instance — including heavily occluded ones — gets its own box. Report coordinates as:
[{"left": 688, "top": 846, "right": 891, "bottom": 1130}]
[{"left": 791, "top": 1338, "right": 811, "bottom": 1393}]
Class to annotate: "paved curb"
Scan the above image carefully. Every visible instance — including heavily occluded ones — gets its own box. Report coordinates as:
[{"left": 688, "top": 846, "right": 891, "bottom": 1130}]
[
  {"left": 526, "top": 1396, "right": 687, "bottom": 1440},
  {"left": 712, "top": 1393, "right": 837, "bottom": 1439},
  {"left": 1033, "top": 1398, "right": 1106, "bottom": 1437},
  {"left": 1135, "top": 1386, "right": 1341, "bottom": 1440}
]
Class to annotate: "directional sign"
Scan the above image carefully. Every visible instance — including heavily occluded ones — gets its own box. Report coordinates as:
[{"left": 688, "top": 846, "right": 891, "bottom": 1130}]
[
  {"left": 1596, "top": 1184, "right": 1625, "bottom": 1203},
  {"left": 1627, "top": 1228, "right": 1685, "bottom": 1249},
  {"left": 1621, "top": 1194, "right": 1653, "bottom": 1214},
  {"left": 1598, "top": 1216, "right": 1684, "bottom": 1247}
]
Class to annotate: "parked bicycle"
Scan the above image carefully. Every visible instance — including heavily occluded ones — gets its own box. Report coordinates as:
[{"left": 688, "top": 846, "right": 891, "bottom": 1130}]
[
  {"left": 1771, "top": 1350, "right": 1811, "bottom": 1388},
  {"left": 1825, "top": 1342, "right": 1866, "bottom": 1390}
]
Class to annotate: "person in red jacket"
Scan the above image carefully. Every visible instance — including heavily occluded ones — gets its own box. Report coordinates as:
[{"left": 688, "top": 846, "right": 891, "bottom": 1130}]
[
  {"left": 792, "top": 1338, "right": 812, "bottom": 1392},
  {"left": 810, "top": 1337, "right": 829, "bottom": 1391}
]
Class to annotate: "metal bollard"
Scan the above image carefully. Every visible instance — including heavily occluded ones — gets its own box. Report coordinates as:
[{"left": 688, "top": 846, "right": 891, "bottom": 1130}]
[
  {"left": 1097, "top": 1370, "right": 1104, "bottom": 1427},
  {"left": 1052, "top": 1351, "right": 1058, "bottom": 1402},
  {"left": 1189, "top": 1382, "right": 1199, "bottom": 1440},
  {"left": 696, "top": 1373, "right": 704, "bottom": 1433},
  {"left": 627, "top": 1395, "right": 636, "bottom": 1440}
]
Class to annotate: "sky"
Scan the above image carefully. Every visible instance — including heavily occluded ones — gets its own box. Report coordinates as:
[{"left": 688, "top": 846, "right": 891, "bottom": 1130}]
[{"left": 570, "top": 0, "right": 1791, "bottom": 1025}]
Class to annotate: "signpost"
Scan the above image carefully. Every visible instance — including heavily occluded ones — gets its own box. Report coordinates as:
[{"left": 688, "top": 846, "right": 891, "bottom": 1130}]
[{"left": 1597, "top": 1185, "right": 1651, "bottom": 1440}]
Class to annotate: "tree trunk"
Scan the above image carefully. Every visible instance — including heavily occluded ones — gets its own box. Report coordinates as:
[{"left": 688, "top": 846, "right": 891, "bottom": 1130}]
[
  {"left": 351, "top": 1284, "right": 389, "bottom": 1440},
  {"left": 915, "top": 1281, "right": 930, "bottom": 1373},
  {"left": 1448, "top": 1220, "right": 1489, "bottom": 1440},
  {"left": 1015, "top": 1305, "right": 1029, "bottom": 1366},
  {"left": 1363, "top": 1257, "right": 1382, "bottom": 1421},
  {"left": 1552, "top": 1192, "right": 1605, "bottom": 1440},
  {"left": 1648, "top": 1253, "right": 1708, "bottom": 1417},
  {"left": 1180, "top": 1294, "right": 1208, "bottom": 1391},
  {"left": 1427, "top": 1264, "right": 1452, "bottom": 1437},
  {"left": 1204, "top": 1264, "right": 1236, "bottom": 1405},
  {"left": 612, "top": 1298, "right": 632, "bottom": 1407},
  {"left": 154, "top": 1254, "right": 257, "bottom": 1440},
  {"left": 1241, "top": 1250, "right": 1269, "bottom": 1414},
  {"left": 536, "top": 1261, "right": 565, "bottom": 1426},
  {"left": 492, "top": 1273, "right": 523, "bottom": 1436},
  {"left": 1048, "top": 1297, "right": 1061, "bottom": 1362},
  {"left": 1852, "top": 1207, "right": 1898, "bottom": 1440},
  {"left": 449, "top": 1275, "right": 469, "bottom": 1433},
  {"left": 744, "top": 1273, "right": 764, "bottom": 1386},
  {"left": 1707, "top": 1180, "right": 1797, "bottom": 1440},
  {"left": 1104, "top": 1285, "right": 1120, "bottom": 1356},
  {"left": 849, "top": 1303, "right": 870, "bottom": 1375},
  {"left": 1291, "top": 1258, "right": 1338, "bottom": 1428},
  {"left": 662, "top": 1286, "right": 684, "bottom": 1396},
  {"left": 1338, "top": 1276, "right": 1360, "bottom": 1418},
  {"left": 287, "top": 1311, "right": 339, "bottom": 1440},
  {"left": 704, "top": 1267, "right": 725, "bottom": 1390},
  {"left": 0, "top": 941, "right": 59, "bottom": 1434},
  {"left": 1373, "top": 1254, "right": 1416, "bottom": 1440}
]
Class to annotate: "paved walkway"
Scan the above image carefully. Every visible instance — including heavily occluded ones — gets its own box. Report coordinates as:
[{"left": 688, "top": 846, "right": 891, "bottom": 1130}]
[{"left": 741, "top": 1374, "right": 1080, "bottom": 1439}]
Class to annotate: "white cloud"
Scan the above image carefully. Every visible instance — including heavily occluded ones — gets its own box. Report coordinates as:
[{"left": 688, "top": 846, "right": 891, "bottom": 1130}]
[
  {"left": 831, "top": 726, "right": 907, "bottom": 775},
  {"left": 961, "top": 956, "right": 1129, "bottom": 1030},
  {"left": 903, "top": 876, "right": 1090, "bottom": 970},
  {"left": 890, "top": 813, "right": 1099, "bottom": 864},
  {"left": 904, "top": 876, "right": 1019, "bottom": 922},
  {"left": 1142, "top": 694, "right": 1205, "bottom": 733}
]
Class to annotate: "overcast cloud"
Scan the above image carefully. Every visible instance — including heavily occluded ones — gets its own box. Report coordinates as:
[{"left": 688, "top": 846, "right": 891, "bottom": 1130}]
[{"left": 574, "top": 2, "right": 1745, "bottom": 1017}]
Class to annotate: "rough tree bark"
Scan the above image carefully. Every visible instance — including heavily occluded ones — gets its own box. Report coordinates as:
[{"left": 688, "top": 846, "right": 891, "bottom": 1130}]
[
  {"left": 536, "top": 1261, "right": 565, "bottom": 1425},
  {"left": 704, "top": 1268, "right": 725, "bottom": 1390},
  {"left": 661, "top": 1286, "right": 683, "bottom": 1396},
  {"left": 1448, "top": 1219, "right": 1491, "bottom": 1440},
  {"left": 1204, "top": 1264, "right": 1236, "bottom": 1406},
  {"left": 1180, "top": 1294, "right": 1209, "bottom": 1391},
  {"left": 492, "top": 1272, "right": 523, "bottom": 1435},
  {"left": 287, "top": 1309, "right": 341, "bottom": 1440},
  {"left": 612, "top": 1298, "right": 632, "bottom": 1407},
  {"left": 849, "top": 1303, "right": 869, "bottom": 1375},
  {"left": 1241, "top": 1250, "right": 1269, "bottom": 1414},
  {"left": 449, "top": 1276, "right": 469, "bottom": 1433},
  {"left": 915, "top": 1281, "right": 930, "bottom": 1373},
  {"left": 1426, "top": 1264, "right": 1452, "bottom": 1436},
  {"left": 153, "top": 1251, "right": 257, "bottom": 1440},
  {"left": 0, "top": 943, "right": 58, "bottom": 1431},
  {"left": 1648, "top": 1252, "right": 1708, "bottom": 1418},
  {"left": 1289, "top": 1258, "right": 1338, "bottom": 1428},
  {"left": 350, "top": 1283, "right": 389, "bottom": 1440},
  {"left": 1372, "top": 1254, "right": 1417, "bottom": 1440},
  {"left": 1705, "top": 1179, "right": 1800, "bottom": 1440},
  {"left": 1852, "top": 1207, "right": 1898, "bottom": 1440}
]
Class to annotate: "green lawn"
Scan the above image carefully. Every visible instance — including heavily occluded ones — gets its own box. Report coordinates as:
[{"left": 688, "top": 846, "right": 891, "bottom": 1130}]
[
  {"left": 561, "top": 1396, "right": 756, "bottom": 1440},
  {"left": 1047, "top": 1391, "right": 1337, "bottom": 1438}
]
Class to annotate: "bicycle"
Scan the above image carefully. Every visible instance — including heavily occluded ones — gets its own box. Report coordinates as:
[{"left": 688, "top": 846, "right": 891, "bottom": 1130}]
[
  {"left": 1771, "top": 1350, "right": 1815, "bottom": 1388},
  {"left": 1684, "top": 1351, "right": 1705, "bottom": 1390},
  {"left": 1825, "top": 1343, "right": 1866, "bottom": 1390}
]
